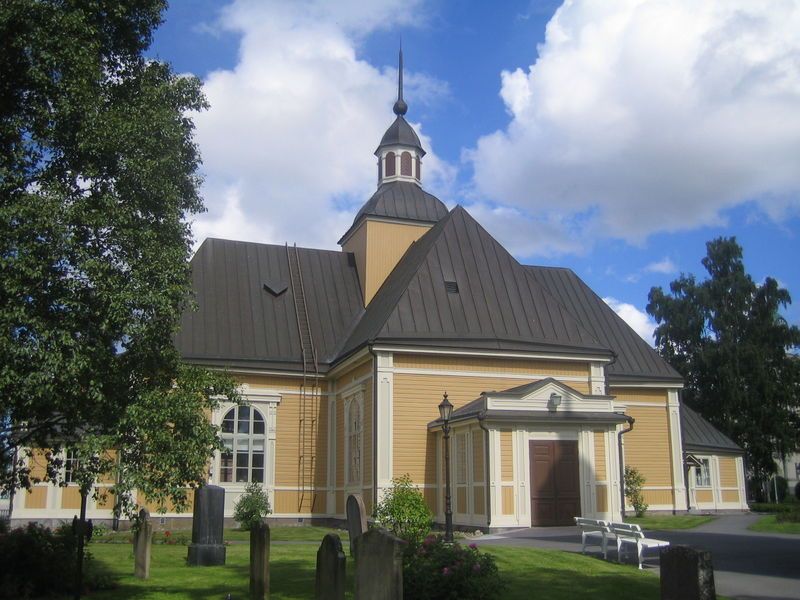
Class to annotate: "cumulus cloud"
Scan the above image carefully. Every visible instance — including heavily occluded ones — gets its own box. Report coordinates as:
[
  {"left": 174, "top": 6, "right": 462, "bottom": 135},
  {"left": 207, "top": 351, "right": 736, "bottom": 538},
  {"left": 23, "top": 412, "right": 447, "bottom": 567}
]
[
  {"left": 190, "top": 0, "right": 454, "bottom": 249},
  {"left": 645, "top": 257, "right": 678, "bottom": 274},
  {"left": 468, "top": 0, "right": 800, "bottom": 248},
  {"left": 603, "top": 297, "right": 657, "bottom": 345}
]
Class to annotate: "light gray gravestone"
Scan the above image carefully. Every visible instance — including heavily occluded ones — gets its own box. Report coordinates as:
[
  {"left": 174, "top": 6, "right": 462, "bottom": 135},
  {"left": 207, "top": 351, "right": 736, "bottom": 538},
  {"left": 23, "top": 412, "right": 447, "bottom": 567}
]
[
  {"left": 133, "top": 508, "right": 153, "bottom": 579},
  {"left": 315, "top": 533, "right": 346, "bottom": 600},
  {"left": 250, "top": 519, "right": 270, "bottom": 600},
  {"left": 187, "top": 485, "right": 227, "bottom": 566},
  {"left": 660, "top": 545, "right": 716, "bottom": 600},
  {"left": 354, "top": 528, "right": 406, "bottom": 600},
  {"left": 345, "top": 494, "right": 368, "bottom": 556}
]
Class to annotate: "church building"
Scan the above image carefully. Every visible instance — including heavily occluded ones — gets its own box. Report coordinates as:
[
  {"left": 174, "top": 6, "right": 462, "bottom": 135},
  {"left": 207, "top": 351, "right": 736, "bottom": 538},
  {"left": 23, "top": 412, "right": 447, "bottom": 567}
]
[{"left": 13, "top": 52, "right": 748, "bottom": 527}]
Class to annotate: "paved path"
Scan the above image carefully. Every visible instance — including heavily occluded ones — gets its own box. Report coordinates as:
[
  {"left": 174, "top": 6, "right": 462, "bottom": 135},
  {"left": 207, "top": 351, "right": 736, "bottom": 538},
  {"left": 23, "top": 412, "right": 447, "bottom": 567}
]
[{"left": 473, "top": 514, "right": 800, "bottom": 600}]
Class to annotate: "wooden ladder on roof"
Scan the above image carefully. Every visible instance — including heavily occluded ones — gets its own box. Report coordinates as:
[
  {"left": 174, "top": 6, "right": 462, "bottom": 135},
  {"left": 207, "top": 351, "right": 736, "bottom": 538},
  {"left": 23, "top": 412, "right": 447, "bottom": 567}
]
[{"left": 287, "top": 243, "right": 319, "bottom": 514}]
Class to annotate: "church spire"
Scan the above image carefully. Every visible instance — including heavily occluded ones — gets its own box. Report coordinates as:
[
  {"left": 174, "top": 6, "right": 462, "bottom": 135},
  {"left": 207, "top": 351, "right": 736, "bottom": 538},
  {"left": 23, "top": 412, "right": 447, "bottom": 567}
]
[{"left": 393, "top": 45, "right": 408, "bottom": 116}]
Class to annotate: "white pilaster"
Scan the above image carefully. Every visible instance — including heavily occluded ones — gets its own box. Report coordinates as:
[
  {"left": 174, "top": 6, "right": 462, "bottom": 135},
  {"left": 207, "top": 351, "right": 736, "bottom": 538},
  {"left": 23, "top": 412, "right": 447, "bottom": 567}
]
[
  {"left": 375, "top": 351, "right": 394, "bottom": 503},
  {"left": 327, "top": 393, "right": 336, "bottom": 514},
  {"left": 667, "top": 390, "right": 688, "bottom": 510},
  {"left": 589, "top": 362, "right": 606, "bottom": 395}
]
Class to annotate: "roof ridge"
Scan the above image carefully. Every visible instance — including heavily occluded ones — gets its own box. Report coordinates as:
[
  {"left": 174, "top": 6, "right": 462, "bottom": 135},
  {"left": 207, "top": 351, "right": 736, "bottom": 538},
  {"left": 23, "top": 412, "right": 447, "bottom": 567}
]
[{"left": 201, "top": 237, "right": 346, "bottom": 257}]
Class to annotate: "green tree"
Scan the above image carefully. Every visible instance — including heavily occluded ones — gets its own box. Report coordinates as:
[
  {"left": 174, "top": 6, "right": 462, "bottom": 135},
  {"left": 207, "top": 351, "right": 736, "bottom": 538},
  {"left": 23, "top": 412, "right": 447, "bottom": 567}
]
[
  {"left": 0, "top": 0, "right": 239, "bottom": 514},
  {"left": 233, "top": 482, "right": 272, "bottom": 530},
  {"left": 647, "top": 238, "right": 800, "bottom": 488},
  {"left": 373, "top": 474, "right": 433, "bottom": 545}
]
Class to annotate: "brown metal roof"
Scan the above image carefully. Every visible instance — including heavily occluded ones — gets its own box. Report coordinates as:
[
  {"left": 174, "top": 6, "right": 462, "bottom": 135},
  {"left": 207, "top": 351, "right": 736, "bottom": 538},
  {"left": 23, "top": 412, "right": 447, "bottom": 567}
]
[
  {"left": 338, "top": 181, "right": 448, "bottom": 245},
  {"left": 175, "top": 238, "right": 364, "bottom": 372},
  {"left": 524, "top": 265, "right": 683, "bottom": 382},
  {"left": 337, "top": 206, "right": 612, "bottom": 360},
  {"left": 681, "top": 403, "right": 742, "bottom": 454}
]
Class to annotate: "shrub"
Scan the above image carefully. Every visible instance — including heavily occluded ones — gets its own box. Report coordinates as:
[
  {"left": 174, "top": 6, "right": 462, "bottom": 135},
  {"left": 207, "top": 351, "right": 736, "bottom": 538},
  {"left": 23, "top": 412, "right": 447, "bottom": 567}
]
[
  {"left": 373, "top": 474, "right": 432, "bottom": 545},
  {"left": 749, "top": 502, "right": 798, "bottom": 513},
  {"left": 624, "top": 465, "right": 648, "bottom": 517},
  {"left": 403, "top": 535, "right": 505, "bottom": 600},
  {"left": 0, "top": 523, "right": 113, "bottom": 597},
  {"left": 796, "top": 482, "right": 800, "bottom": 501},
  {"left": 233, "top": 482, "right": 272, "bottom": 530},
  {"left": 776, "top": 509, "right": 800, "bottom": 524}
]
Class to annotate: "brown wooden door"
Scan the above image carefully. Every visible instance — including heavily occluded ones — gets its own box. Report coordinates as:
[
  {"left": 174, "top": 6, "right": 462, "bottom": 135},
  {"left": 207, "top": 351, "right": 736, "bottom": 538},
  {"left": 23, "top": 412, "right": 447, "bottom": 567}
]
[{"left": 529, "top": 440, "right": 580, "bottom": 526}]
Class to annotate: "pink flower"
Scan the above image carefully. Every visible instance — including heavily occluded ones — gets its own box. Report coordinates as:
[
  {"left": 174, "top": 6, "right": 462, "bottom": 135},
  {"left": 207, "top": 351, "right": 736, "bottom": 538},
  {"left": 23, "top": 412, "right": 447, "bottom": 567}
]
[
  {"left": 442, "top": 567, "right": 451, "bottom": 576},
  {"left": 469, "top": 543, "right": 477, "bottom": 550},
  {"left": 473, "top": 563, "right": 481, "bottom": 572}
]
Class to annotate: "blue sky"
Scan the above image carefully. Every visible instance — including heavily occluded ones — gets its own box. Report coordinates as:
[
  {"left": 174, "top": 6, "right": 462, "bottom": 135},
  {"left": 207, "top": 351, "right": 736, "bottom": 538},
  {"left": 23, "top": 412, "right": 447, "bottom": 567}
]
[{"left": 148, "top": 0, "right": 800, "bottom": 340}]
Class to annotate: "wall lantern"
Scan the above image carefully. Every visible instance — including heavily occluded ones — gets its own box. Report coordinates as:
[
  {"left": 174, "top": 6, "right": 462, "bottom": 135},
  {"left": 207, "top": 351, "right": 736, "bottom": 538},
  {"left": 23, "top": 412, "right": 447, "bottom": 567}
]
[{"left": 549, "top": 392, "right": 563, "bottom": 411}]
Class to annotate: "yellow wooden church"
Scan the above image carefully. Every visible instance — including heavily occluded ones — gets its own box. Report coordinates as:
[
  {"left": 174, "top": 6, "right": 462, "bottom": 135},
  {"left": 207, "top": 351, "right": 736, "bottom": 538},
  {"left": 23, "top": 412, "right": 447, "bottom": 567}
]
[{"left": 13, "top": 53, "right": 748, "bottom": 528}]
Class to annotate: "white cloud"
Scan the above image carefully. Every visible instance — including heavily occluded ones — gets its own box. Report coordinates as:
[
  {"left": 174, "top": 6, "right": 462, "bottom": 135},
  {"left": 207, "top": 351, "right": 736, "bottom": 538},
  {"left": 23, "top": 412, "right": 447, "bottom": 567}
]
[
  {"left": 644, "top": 257, "right": 678, "bottom": 274},
  {"left": 603, "top": 297, "right": 657, "bottom": 345},
  {"left": 468, "top": 0, "right": 800, "bottom": 247},
  {"left": 190, "top": 0, "right": 454, "bottom": 250}
]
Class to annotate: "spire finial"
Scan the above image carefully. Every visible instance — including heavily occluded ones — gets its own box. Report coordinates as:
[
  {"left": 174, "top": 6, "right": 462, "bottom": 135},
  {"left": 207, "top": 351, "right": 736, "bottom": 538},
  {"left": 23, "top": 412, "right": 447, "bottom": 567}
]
[{"left": 393, "top": 43, "right": 408, "bottom": 116}]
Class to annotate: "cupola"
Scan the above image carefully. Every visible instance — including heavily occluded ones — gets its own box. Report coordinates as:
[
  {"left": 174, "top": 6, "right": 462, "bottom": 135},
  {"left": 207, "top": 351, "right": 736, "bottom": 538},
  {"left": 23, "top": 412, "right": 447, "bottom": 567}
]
[
  {"left": 340, "top": 48, "right": 448, "bottom": 307},
  {"left": 375, "top": 47, "right": 426, "bottom": 186}
]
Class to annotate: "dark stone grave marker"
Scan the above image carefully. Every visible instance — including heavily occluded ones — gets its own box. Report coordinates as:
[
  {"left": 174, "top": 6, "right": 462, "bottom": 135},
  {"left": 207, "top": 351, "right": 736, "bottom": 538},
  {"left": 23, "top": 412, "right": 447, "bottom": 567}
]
[
  {"left": 660, "top": 545, "right": 716, "bottom": 600},
  {"left": 354, "top": 528, "right": 406, "bottom": 600},
  {"left": 345, "top": 494, "right": 368, "bottom": 556},
  {"left": 315, "top": 533, "right": 346, "bottom": 600},
  {"left": 250, "top": 519, "right": 270, "bottom": 600},
  {"left": 187, "top": 485, "right": 226, "bottom": 566},
  {"left": 133, "top": 508, "right": 153, "bottom": 579}
]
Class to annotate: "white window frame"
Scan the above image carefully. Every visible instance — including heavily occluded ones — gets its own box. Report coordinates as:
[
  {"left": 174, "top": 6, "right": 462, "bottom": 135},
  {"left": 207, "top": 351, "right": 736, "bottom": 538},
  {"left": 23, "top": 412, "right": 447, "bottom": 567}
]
[
  {"left": 64, "top": 449, "right": 80, "bottom": 485},
  {"left": 344, "top": 390, "right": 364, "bottom": 489},
  {"left": 219, "top": 405, "right": 269, "bottom": 485},
  {"left": 695, "top": 458, "right": 712, "bottom": 488}
]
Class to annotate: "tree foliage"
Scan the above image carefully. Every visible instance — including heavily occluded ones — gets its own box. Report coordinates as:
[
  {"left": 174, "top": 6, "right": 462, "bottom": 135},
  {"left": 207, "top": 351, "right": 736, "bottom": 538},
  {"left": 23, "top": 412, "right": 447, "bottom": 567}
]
[
  {"left": 647, "top": 238, "right": 800, "bottom": 485},
  {"left": 374, "top": 474, "right": 433, "bottom": 545},
  {"left": 0, "top": 0, "right": 238, "bottom": 515},
  {"left": 623, "top": 465, "right": 648, "bottom": 517},
  {"left": 233, "top": 482, "right": 272, "bottom": 531}
]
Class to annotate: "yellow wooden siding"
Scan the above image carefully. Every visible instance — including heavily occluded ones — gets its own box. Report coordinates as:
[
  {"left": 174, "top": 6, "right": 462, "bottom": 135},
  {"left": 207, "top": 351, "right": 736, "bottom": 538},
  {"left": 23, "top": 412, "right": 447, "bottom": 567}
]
[
  {"left": 501, "top": 487, "right": 515, "bottom": 515},
  {"left": 695, "top": 489, "right": 713, "bottom": 503},
  {"left": 719, "top": 457, "right": 738, "bottom": 487},
  {"left": 392, "top": 373, "right": 528, "bottom": 483},
  {"left": 611, "top": 388, "right": 669, "bottom": 405},
  {"left": 393, "top": 354, "right": 590, "bottom": 378},
  {"left": 25, "top": 486, "right": 47, "bottom": 509},
  {"left": 336, "top": 393, "right": 344, "bottom": 488},
  {"left": 596, "top": 485, "right": 608, "bottom": 512},
  {"left": 363, "top": 385, "right": 373, "bottom": 486},
  {"left": 98, "top": 449, "right": 117, "bottom": 484},
  {"left": 500, "top": 431, "right": 514, "bottom": 481},
  {"left": 61, "top": 487, "right": 82, "bottom": 510},
  {"left": 335, "top": 490, "right": 344, "bottom": 515},
  {"left": 362, "top": 220, "right": 431, "bottom": 305},
  {"left": 642, "top": 489, "right": 674, "bottom": 505},
  {"left": 593, "top": 431, "right": 607, "bottom": 481},
  {"left": 274, "top": 490, "right": 314, "bottom": 514},
  {"left": 722, "top": 490, "right": 739, "bottom": 503},
  {"left": 139, "top": 490, "right": 195, "bottom": 514},
  {"left": 334, "top": 359, "right": 372, "bottom": 387},
  {"left": 238, "top": 374, "right": 328, "bottom": 393},
  {"left": 473, "top": 486, "right": 485, "bottom": 515},
  {"left": 28, "top": 449, "right": 49, "bottom": 481},
  {"left": 342, "top": 220, "right": 367, "bottom": 302},
  {"left": 423, "top": 488, "right": 437, "bottom": 514},
  {"left": 273, "top": 389, "right": 327, "bottom": 489},
  {"left": 472, "top": 431, "right": 485, "bottom": 483},
  {"left": 96, "top": 490, "right": 115, "bottom": 509},
  {"left": 623, "top": 405, "right": 673, "bottom": 486},
  {"left": 315, "top": 396, "right": 329, "bottom": 489}
]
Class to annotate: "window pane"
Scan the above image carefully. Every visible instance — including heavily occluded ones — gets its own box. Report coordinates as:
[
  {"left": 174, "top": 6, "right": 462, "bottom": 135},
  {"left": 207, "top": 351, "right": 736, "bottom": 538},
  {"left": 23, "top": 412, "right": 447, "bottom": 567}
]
[
  {"left": 252, "top": 439, "right": 265, "bottom": 452},
  {"left": 238, "top": 410, "right": 250, "bottom": 433},
  {"left": 220, "top": 468, "right": 232, "bottom": 483},
  {"left": 253, "top": 412, "right": 265, "bottom": 434},
  {"left": 236, "top": 468, "right": 249, "bottom": 483},
  {"left": 237, "top": 452, "right": 249, "bottom": 469},
  {"left": 222, "top": 408, "right": 235, "bottom": 433},
  {"left": 251, "top": 469, "right": 264, "bottom": 483},
  {"left": 252, "top": 453, "right": 264, "bottom": 468}
]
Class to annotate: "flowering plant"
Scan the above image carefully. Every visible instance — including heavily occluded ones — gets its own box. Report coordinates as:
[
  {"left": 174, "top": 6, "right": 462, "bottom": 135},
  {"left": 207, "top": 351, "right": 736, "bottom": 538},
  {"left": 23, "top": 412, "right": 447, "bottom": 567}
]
[{"left": 403, "top": 535, "right": 504, "bottom": 599}]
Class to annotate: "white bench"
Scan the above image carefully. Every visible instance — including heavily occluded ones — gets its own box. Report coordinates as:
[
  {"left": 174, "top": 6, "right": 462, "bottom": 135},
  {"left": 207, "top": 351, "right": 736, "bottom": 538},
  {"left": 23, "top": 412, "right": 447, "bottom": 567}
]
[
  {"left": 608, "top": 522, "right": 669, "bottom": 569},
  {"left": 574, "top": 517, "right": 613, "bottom": 559}
]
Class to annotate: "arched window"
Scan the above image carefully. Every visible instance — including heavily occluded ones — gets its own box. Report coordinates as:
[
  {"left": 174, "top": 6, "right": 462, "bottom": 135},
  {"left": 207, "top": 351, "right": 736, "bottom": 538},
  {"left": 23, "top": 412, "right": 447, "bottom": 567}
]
[
  {"left": 415, "top": 155, "right": 421, "bottom": 181},
  {"left": 220, "top": 406, "right": 266, "bottom": 483},
  {"left": 385, "top": 152, "right": 396, "bottom": 177},
  {"left": 401, "top": 151, "right": 412, "bottom": 176},
  {"left": 345, "top": 393, "right": 363, "bottom": 486}
]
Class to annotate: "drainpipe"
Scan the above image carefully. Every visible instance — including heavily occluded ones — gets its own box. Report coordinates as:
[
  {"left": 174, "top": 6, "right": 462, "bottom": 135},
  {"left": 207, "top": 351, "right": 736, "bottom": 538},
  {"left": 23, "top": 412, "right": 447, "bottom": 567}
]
[
  {"left": 617, "top": 415, "right": 635, "bottom": 519},
  {"left": 477, "top": 408, "right": 491, "bottom": 528}
]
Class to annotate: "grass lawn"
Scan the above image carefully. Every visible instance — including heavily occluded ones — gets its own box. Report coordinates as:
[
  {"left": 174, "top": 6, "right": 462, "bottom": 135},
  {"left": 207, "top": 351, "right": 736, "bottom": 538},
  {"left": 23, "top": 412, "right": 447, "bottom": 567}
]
[
  {"left": 748, "top": 515, "right": 800, "bottom": 535},
  {"left": 80, "top": 539, "right": 661, "bottom": 599},
  {"left": 624, "top": 515, "right": 715, "bottom": 530}
]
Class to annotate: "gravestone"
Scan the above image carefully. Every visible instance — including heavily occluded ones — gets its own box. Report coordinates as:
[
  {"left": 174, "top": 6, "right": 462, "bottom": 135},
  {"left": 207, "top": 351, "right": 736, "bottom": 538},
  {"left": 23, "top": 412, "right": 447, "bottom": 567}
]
[
  {"left": 187, "top": 485, "right": 226, "bottom": 566},
  {"left": 660, "top": 545, "right": 716, "bottom": 600},
  {"left": 345, "top": 494, "right": 368, "bottom": 556},
  {"left": 250, "top": 519, "right": 270, "bottom": 600},
  {"left": 354, "top": 528, "right": 406, "bottom": 600},
  {"left": 315, "top": 533, "right": 346, "bottom": 600},
  {"left": 133, "top": 508, "right": 153, "bottom": 579}
]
